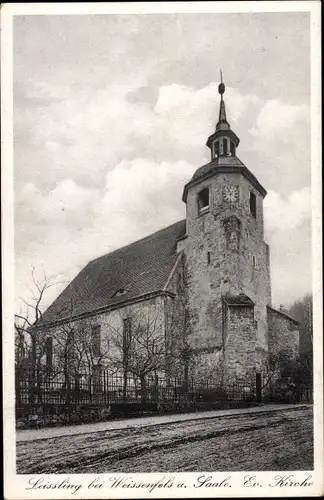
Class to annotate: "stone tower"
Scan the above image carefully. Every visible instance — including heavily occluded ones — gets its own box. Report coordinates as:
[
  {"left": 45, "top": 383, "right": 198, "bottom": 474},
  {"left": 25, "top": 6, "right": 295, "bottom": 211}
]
[{"left": 182, "top": 76, "right": 272, "bottom": 385}]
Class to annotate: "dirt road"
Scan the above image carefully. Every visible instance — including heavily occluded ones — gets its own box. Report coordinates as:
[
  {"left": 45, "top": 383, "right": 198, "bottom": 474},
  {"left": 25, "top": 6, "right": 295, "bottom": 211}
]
[{"left": 16, "top": 405, "right": 313, "bottom": 473}]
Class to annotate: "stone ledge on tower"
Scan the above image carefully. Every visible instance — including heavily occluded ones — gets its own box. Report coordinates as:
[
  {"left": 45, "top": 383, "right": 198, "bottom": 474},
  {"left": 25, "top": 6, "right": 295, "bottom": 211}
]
[{"left": 223, "top": 292, "right": 255, "bottom": 306}]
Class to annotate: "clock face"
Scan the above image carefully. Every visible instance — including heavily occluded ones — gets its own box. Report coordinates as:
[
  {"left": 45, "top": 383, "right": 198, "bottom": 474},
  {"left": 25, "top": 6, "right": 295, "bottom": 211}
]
[{"left": 223, "top": 185, "right": 239, "bottom": 203}]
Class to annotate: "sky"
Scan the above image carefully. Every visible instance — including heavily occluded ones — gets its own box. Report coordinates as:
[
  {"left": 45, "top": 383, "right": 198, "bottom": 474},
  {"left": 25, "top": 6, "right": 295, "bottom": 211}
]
[{"left": 14, "top": 11, "right": 312, "bottom": 312}]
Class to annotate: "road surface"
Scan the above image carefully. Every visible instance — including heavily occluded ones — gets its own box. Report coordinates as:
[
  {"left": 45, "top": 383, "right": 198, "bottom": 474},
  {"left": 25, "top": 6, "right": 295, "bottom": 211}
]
[{"left": 16, "top": 405, "right": 313, "bottom": 473}]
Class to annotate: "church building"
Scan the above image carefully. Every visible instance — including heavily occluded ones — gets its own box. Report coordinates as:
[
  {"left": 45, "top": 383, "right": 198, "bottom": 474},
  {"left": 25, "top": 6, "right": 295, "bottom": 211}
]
[{"left": 39, "top": 79, "right": 300, "bottom": 388}]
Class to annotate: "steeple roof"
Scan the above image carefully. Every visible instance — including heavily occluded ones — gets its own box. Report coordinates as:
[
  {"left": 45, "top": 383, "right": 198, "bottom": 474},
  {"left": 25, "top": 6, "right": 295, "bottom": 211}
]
[
  {"left": 216, "top": 97, "right": 229, "bottom": 131},
  {"left": 183, "top": 72, "right": 267, "bottom": 203},
  {"left": 206, "top": 73, "right": 240, "bottom": 149}
]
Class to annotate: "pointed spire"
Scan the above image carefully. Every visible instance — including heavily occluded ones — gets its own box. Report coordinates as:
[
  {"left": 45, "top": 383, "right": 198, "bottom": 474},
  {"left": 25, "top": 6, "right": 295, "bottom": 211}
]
[
  {"left": 206, "top": 71, "right": 240, "bottom": 158},
  {"left": 217, "top": 99, "right": 228, "bottom": 127}
]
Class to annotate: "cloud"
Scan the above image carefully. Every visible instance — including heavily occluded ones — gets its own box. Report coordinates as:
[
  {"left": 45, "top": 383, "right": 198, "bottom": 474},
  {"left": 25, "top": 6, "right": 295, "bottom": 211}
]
[
  {"left": 15, "top": 158, "right": 196, "bottom": 310},
  {"left": 14, "top": 74, "right": 312, "bottom": 310},
  {"left": 263, "top": 187, "right": 312, "bottom": 307},
  {"left": 17, "top": 180, "right": 97, "bottom": 227},
  {"left": 264, "top": 187, "right": 311, "bottom": 232},
  {"left": 15, "top": 79, "right": 266, "bottom": 195},
  {"left": 250, "top": 99, "right": 308, "bottom": 138},
  {"left": 155, "top": 83, "right": 263, "bottom": 150},
  {"left": 90, "top": 157, "right": 196, "bottom": 249},
  {"left": 266, "top": 221, "right": 312, "bottom": 308},
  {"left": 242, "top": 98, "right": 310, "bottom": 195}
]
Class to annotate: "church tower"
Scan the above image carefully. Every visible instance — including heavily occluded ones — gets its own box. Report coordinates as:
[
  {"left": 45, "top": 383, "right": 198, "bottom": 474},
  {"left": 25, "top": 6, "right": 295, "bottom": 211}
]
[{"left": 182, "top": 75, "right": 272, "bottom": 384}]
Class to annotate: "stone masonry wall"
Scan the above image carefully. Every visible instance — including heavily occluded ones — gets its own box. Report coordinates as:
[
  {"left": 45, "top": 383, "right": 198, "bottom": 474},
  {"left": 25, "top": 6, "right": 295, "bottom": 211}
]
[
  {"left": 184, "top": 170, "right": 272, "bottom": 373},
  {"left": 267, "top": 306, "right": 299, "bottom": 360},
  {"left": 164, "top": 252, "right": 189, "bottom": 380},
  {"left": 164, "top": 251, "right": 224, "bottom": 383},
  {"left": 39, "top": 296, "right": 166, "bottom": 377},
  {"left": 223, "top": 303, "right": 257, "bottom": 385}
]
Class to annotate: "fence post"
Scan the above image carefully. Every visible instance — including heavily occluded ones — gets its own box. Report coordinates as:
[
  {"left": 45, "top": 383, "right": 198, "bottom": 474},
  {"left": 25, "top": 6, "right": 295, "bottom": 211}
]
[
  {"left": 89, "top": 376, "right": 92, "bottom": 404},
  {"left": 36, "top": 366, "right": 40, "bottom": 404},
  {"left": 74, "top": 370, "right": 78, "bottom": 406},
  {"left": 256, "top": 372, "right": 262, "bottom": 403},
  {"left": 297, "top": 382, "right": 303, "bottom": 403},
  {"left": 191, "top": 377, "right": 194, "bottom": 403},
  {"left": 103, "top": 370, "right": 107, "bottom": 405},
  {"left": 16, "top": 368, "right": 21, "bottom": 409}
]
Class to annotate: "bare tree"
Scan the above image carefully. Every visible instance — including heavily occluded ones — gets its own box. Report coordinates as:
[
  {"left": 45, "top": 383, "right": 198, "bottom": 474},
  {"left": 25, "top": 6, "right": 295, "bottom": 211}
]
[
  {"left": 14, "top": 266, "right": 63, "bottom": 404},
  {"left": 15, "top": 266, "right": 62, "bottom": 357},
  {"left": 289, "top": 293, "right": 313, "bottom": 388},
  {"left": 261, "top": 352, "right": 283, "bottom": 391},
  {"left": 260, "top": 349, "right": 302, "bottom": 403},
  {"left": 43, "top": 292, "right": 112, "bottom": 403},
  {"left": 107, "top": 307, "right": 166, "bottom": 403},
  {"left": 15, "top": 316, "right": 30, "bottom": 369}
]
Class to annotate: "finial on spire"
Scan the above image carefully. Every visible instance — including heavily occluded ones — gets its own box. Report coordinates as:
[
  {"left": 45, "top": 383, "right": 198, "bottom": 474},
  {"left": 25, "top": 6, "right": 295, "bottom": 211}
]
[{"left": 218, "top": 69, "right": 225, "bottom": 96}]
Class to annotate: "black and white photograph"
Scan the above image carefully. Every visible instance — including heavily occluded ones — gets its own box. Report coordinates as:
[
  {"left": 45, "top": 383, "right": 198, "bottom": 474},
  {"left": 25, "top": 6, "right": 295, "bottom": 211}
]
[{"left": 2, "top": 1, "right": 323, "bottom": 498}]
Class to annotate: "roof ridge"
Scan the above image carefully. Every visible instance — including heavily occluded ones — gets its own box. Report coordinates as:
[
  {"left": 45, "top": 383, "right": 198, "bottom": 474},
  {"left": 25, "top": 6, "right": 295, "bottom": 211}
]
[
  {"left": 41, "top": 218, "right": 186, "bottom": 323},
  {"left": 267, "top": 305, "right": 299, "bottom": 325},
  {"left": 200, "top": 155, "right": 244, "bottom": 169},
  {"left": 88, "top": 219, "right": 186, "bottom": 265}
]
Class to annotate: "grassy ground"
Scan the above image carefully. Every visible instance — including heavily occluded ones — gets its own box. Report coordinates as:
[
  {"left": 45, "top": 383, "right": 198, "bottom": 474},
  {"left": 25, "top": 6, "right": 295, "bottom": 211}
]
[{"left": 16, "top": 406, "right": 313, "bottom": 473}]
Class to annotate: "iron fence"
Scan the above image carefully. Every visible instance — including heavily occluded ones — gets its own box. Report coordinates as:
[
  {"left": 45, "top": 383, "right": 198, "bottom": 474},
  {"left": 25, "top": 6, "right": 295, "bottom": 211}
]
[
  {"left": 15, "top": 366, "right": 312, "bottom": 424},
  {"left": 15, "top": 367, "right": 255, "bottom": 416}
]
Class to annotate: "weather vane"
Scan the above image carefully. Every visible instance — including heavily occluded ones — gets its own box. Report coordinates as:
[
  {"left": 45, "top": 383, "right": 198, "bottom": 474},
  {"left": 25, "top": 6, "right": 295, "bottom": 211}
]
[{"left": 218, "top": 69, "right": 225, "bottom": 96}]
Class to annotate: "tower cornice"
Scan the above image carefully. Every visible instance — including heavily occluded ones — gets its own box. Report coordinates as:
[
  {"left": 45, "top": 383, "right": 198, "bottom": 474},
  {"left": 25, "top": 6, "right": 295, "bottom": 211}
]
[
  {"left": 182, "top": 162, "right": 267, "bottom": 203},
  {"left": 206, "top": 128, "right": 240, "bottom": 149}
]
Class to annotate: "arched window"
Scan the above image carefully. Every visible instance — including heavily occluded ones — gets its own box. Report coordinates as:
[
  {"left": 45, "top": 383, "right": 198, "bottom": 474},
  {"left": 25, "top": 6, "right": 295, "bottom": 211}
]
[
  {"left": 197, "top": 187, "right": 210, "bottom": 215},
  {"left": 213, "top": 140, "right": 219, "bottom": 158},
  {"left": 223, "top": 138, "right": 228, "bottom": 155},
  {"left": 249, "top": 191, "right": 257, "bottom": 218},
  {"left": 219, "top": 139, "right": 224, "bottom": 156}
]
